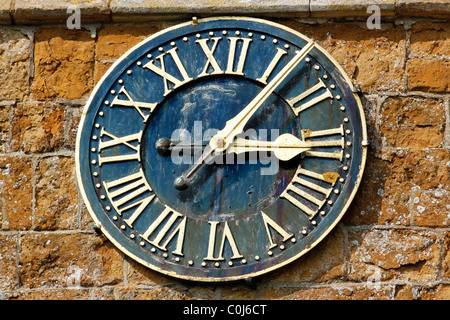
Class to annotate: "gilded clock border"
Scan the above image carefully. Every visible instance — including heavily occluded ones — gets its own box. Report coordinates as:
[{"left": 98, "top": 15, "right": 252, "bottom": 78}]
[{"left": 75, "top": 16, "right": 368, "bottom": 282}]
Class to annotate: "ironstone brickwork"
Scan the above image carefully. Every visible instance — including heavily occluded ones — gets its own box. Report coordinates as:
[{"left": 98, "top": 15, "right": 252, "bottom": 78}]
[{"left": 0, "top": 1, "right": 449, "bottom": 299}]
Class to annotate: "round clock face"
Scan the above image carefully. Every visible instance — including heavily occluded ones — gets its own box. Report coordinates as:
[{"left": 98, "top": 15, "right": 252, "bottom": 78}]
[{"left": 76, "top": 17, "right": 367, "bottom": 282}]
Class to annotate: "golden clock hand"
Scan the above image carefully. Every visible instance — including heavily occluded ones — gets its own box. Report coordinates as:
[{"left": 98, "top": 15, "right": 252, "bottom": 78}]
[
  {"left": 210, "top": 41, "right": 315, "bottom": 153},
  {"left": 227, "top": 133, "right": 311, "bottom": 161},
  {"left": 155, "top": 137, "right": 207, "bottom": 155},
  {"left": 173, "top": 42, "right": 314, "bottom": 190},
  {"left": 173, "top": 144, "right": 215, "bottom": 190},
  {"left": 157, "top": 135, "right": 308, "bottom": 161},
  {"left": 159, "top": 127, "right": 343, "bottom": 162}
]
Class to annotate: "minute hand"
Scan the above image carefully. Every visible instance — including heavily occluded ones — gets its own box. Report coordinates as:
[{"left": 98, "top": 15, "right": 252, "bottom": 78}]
[{"left": 213, "top": 41, "right": 315, "bottom": 151}]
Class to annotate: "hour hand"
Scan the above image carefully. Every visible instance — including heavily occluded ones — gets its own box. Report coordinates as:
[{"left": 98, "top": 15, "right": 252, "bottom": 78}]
[
  {"left": 156, "top": 135, "right": 310, "bottom": 161},
  {"left": 227, "top": 133, "right": 311, "bottom": 161},
  {"left": 172, "top": 144, "right": 215, "bottom": 190},
  {"left": 155, "top": 137, "right": 206, "bottom": 155}
]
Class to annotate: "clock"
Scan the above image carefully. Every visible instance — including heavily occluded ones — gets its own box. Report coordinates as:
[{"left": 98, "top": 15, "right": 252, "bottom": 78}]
[{"left": 76, "top": 17, "right": 368, "bottom": 282}]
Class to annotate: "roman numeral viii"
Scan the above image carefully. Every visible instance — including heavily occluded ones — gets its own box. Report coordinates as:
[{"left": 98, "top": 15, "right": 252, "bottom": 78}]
[
  {"left": 102, "top": 168, "right": 154, "bottom": 227},
  {"left": 140, "top": 206, "right": 187, "bottom": 256}
]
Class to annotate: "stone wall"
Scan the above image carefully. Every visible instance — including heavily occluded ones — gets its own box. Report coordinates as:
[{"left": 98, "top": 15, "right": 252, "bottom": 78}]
[{"left": 0, "top": 2, "right": 449, "bottom": 300}]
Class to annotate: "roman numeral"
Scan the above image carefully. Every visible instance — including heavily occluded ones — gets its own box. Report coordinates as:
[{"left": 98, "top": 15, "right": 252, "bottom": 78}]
[
  {"left": 302, "top": 125, "right": 345, "bottom": 161},
  {"left": 140, "top": 206, "right": 187, "bottom": 256},
  {"left": 103, "top": 169, "right": 153, "bottom": 226},
  {"left": 110, "top": 86, "right": 157, "bottom": 122},
  {"left": 196, "top": 37, "right": 224, "bottom": 77},
  {"left": 261, "top": 211, "right": 293, "bottom": 250},
  {"left": 143, "top": 47, "right": 193, "bottom": 96},
  {"left": 226, "top": 37, "right": 252, "bottom": 75},
  {"left": 256, "top": 47, "right": 288, "bottom": 84},
  {"left": 98, "top": 128, "right": 142, "bottom": 165},
  {"left": 204, "top": 221, "right": 243, "bottom": 261},
  {"left": 287, "top": 78, "right": 333, "bottom": 116},
  {"left": 281, "top": 167, "right": 340, "bottom": 219}
]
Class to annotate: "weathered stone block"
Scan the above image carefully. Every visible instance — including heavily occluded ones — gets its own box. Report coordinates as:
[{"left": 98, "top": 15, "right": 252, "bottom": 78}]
[
  {"left": 411, "top": 189, "right": 450, "bottom": 227},
  {"left": 347, "top": 147, "right": 450, "bottom": 227},
  {"left": 265, "top": 227, "right": 347, "bottom": 283},
  {"left": 285, "top": 21, "right": 407, "bottom": 93},
  {"left": 265, "top": 284, "right": 394, "bottom": 300},
  {"left": 96, "top": 24, "right": 159, "bottom": 61},
  {"left": 409, "top": 21, "right": 450, "bottom": 60},
  {"left": 0, "top": 104, "right": 10, "bottom": 153},
  {"left": 114, "top": 283, "right": 187, "bottom": 300},
  {"left": 396, "top": 283, "right": 450, "bottom": 300},
  {"left": 13, "top": 287, "right": 115, "bottom": 300},
  {"left": 110, "top": 0, "right": 310, "bottom": 22},
  {"left": 407, "top": 21, "right": 449, "bottom": 92},
  {"left": 64, "top": 107, "right": 81, "bottom": 150},
  {"left": 348, "top": 229, "right": 440, "bottom": 282},
  {"left": 383, "top": 148, "right": 450, "bottom": 191},
  {"left": 19, "top": 233, "right": 124, "bottom": 289},
  {"left": 13, "top": 0, "right": 110, "bottom": 25},
  {"left": 378, "top": 185, "right": 412, "bottom": 226},
  {"left": 11, "top": 101, "right": 65, "bottom": 153},
  {"left": 0, "top": 234, "right": 19, "bottom": 291},
  {"left": 125, "top": 257, "right": 180, "bottom": 286},
  {"left": 443, "top": 232, "right": 450, "bottom": 280},
  {"left": 94, "top": 24, "right": 160, "bottom": 83},
  {"left": 417, "top": 284, "right": 450, "bottom": 300},
  {"left": 12, "top": 288, "right": 90, "bottom": 300},
  {"left": 310, "top": 0, "right": 395, "bottom": 18},
  {"left": 344, "top": 155, "right": 391, "bottom": 226},
  {"left": 0, "top": 0, "right": 11, "bottom": 24},
  {"left": 0, "top": 27, "right": 31, "bottom": 101},
  {"left": 34, "top": 156, "right": 78, "bottom": 231},
  {"left": 32, "top": 27, "right": 95, "bottom": 100},
  {"left": 379, "top": 97, "right": 446, "bottom": 148},
  {"left": 220, "top": 285, "right": 259, "bottom": 300},
  {"left": 396, "top": 0, "right": 450, "bottom": 19},
  {"left": 79, "top": 203, "right": 95, "bottom": 231},
  {"left": 0, "top": 156, "right": 33, "bottom": 230},
  {"left": 94, "top": 60, "right": 112, "bottom": 85},
  {"left": 406, "top": 58, "right": 449, "bottom": 93}
]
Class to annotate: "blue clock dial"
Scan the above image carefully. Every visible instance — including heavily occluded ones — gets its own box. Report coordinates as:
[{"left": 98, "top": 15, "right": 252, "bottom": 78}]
[{"left": 76, "top": 17, "right": 367, "bottom": 281}]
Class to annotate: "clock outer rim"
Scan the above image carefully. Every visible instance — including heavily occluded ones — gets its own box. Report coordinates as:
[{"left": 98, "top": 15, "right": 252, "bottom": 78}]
[{"left": 75, "top": 16, "right": 368, "bottom": 282}]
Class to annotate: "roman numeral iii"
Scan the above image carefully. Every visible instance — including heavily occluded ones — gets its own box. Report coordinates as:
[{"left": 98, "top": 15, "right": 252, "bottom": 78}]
[{"left": 281, "top": 167, "right": 340, "bottom": 219}]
